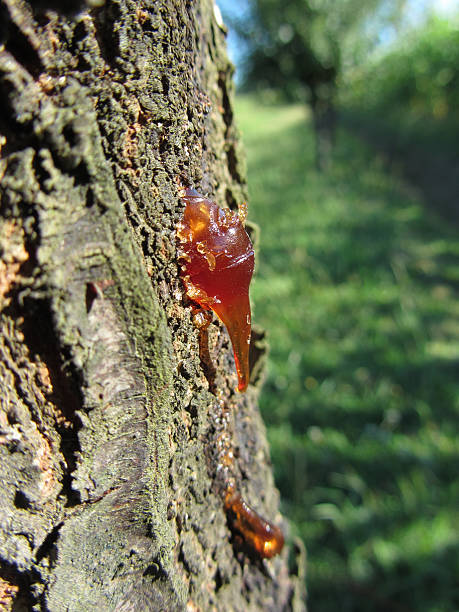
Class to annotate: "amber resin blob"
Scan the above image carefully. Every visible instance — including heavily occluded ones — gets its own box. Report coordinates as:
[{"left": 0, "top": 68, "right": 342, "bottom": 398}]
[
  {"left": 177, "top": 188, "right": 255, "bottom": 392},
  {"left": 225, "top": 486, "right": 285, "bottom": 559}
]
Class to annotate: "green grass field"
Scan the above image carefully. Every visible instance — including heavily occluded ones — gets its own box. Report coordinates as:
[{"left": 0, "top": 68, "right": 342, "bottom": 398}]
[{"left": 236, "top": 95, "right": 459, "bottom": 612}]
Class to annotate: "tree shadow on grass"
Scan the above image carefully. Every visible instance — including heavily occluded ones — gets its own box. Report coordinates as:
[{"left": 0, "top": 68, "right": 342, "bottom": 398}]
[
  {"left": 240, "top": 102, "right": 459, "bottom": 612},
  {"left": 341, "top": 108, "right": 459, "bottom": 222}
]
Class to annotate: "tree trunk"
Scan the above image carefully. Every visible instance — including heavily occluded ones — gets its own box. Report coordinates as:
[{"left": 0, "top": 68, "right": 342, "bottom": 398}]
[{"left": 0, "top": 1, "right": 305, "bottom": 610}]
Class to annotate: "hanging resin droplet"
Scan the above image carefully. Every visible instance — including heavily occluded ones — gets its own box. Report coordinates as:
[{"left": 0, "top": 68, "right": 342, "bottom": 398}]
[
  {"left": 225, "top": 486, "right": 285, "bottom": 559},
  {"left": 177, "top": 187, "right": 255, "bottom": 392}
]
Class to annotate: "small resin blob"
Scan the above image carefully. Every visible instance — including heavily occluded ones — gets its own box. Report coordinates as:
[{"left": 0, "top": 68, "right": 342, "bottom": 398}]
[
  {"left": 225, "top": 488, "right": 285, "bottom": 559},
  {"left": 177, "top": 188, "right": 255, "bottom": 392}
]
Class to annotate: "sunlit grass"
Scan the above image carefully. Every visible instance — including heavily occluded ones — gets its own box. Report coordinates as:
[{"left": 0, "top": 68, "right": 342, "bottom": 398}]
[{"left": 236, "top": 95, "right": 459, "bottom": 611}]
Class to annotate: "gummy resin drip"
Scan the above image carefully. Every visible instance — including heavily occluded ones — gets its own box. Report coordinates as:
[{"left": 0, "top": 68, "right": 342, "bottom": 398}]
[
  {"left": 224, "top": 485, "right": 285, "bottom": 559},
  {"left": 178, "top": 189, "right": 284, "bottom": 559},
  {"left": 177, "top": 188, "right": 255, "bottom": 392},
  {"left": 211, "top": 398, "right": 285, "bottom": 560}
]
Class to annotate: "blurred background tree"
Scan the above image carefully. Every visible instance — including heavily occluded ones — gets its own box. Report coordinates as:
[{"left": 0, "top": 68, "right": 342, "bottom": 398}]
[
  {"left": 223, "top": 0, "right": 408, "bottom": 169},
  {"left": 217, "top": 1, "right": 459, "bottom": 610}
]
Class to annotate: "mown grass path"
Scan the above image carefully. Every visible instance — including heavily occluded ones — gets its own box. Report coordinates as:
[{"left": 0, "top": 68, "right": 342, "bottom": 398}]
[{"left": 236, "top": 96, "right": 459, "bottom": 612}]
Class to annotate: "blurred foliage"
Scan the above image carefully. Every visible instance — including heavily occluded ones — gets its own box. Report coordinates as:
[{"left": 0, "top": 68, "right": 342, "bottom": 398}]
[
  {"left": 341, "top": 15, "right": 459, "bottom": 221},
  {"left": 236, "top": 95, "right": 459, "bottom": 611},
  {"left": 223, "top": 0, "right": 409, "bottom": 169},
  {"left": 343, "top": 17, "right": 459, "bottom": 124},
  {"left": 224, "top": 0, "right": 407, "bottom": 101}
]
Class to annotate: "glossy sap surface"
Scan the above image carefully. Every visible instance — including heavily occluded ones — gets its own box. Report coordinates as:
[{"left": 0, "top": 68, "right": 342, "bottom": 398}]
[
  {"left": 178, "top": 188, "right": 254, "bottom": 392},
  {"left": 225, "top": 488, "right": 285, "bottom": 559}
]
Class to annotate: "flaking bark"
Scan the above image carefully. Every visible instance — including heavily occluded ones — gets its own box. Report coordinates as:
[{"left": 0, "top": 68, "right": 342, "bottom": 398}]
[{"left": 0, "top": 1, "right": 306, "bottom": 609}]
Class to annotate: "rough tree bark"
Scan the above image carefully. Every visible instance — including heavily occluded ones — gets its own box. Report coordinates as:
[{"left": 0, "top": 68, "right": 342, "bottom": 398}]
[{"left": 0, "top": 0, "right": 305, "bottom": 610}]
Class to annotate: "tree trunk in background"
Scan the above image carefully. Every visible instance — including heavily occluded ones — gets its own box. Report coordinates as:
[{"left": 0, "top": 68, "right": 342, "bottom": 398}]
[
  {"left": 311, "top": 85, "right": 336, "bottom": 172},
  {"left": 0, "top": 0, "right": 305, "bottom": 610}
]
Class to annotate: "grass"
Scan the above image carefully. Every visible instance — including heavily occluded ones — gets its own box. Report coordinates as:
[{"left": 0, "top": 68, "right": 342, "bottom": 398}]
[{"left": 235, "top": 95, "right": 459, "bottom": 612}]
